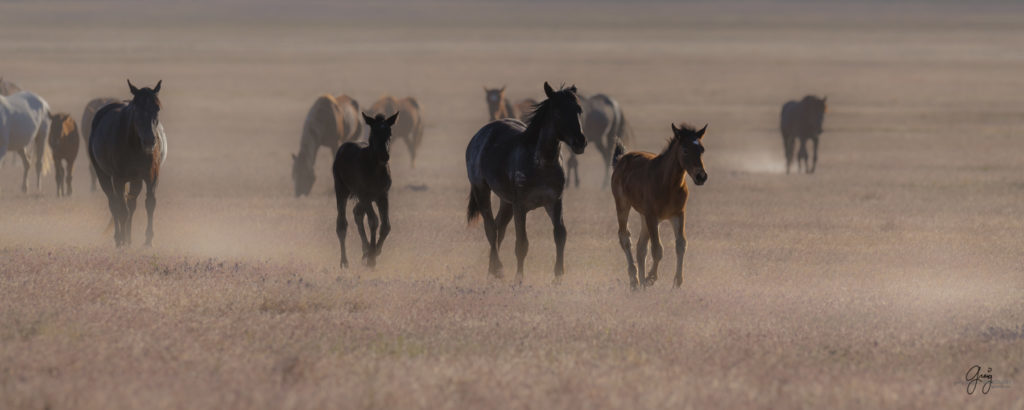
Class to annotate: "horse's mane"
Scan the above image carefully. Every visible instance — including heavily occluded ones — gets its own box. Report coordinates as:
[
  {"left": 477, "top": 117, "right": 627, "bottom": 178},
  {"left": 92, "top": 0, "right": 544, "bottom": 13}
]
[
  {"left": 660, "top": 123, "right": 700, "bottom": 157},
  {"left": 523, "top": 85, "right": 578, "bottom": 145}
]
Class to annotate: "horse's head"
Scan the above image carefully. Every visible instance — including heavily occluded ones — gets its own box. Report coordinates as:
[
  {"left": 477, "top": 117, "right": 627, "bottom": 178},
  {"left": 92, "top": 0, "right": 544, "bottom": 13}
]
[
  {"left": 670, "top": 123, "right": 708, "bottom": 186},
  {"left": 363, "top": 111, "right": 398, "bottom": 163},
  {"left": 542, "top": 82, "right": 586, "bottom": 154},
  {"left": 802, "top": 95, "right": 827, "bottom": 134},
  {"left": 46, "top": 112, "right": 74, "bottom": 145},
  {"left": 484, "top": 86, "right": 506, "bottom": 121},
  {"left": 292, "top": 153, "right": 315, "bottom": 197},
  {"left": 127, "top": 79, "right": 163, "bottom": 154}
]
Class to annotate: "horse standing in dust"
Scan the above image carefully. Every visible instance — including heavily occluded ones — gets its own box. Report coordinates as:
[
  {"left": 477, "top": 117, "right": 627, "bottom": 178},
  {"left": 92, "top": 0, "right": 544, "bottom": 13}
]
[
  {"left": 0, "top": 91, "right": 52, "bottom": 194},
  {"left": 466, "top": 82, "right": 587, "bottom": 283},
  {"left": 369, "top": 95, "right": 423, "bottom": 168},
  {"left": 89, "top": 80, "right": 167, "bottom": 247},
  {"left": 292, "top": 94, "right": 362, "bottom": 197},
  {"left": 780, "top": 95, "right": 827, "bottom": 174},
  {"left": 47, "top": 112, "right": 80, "bottom": 197}
]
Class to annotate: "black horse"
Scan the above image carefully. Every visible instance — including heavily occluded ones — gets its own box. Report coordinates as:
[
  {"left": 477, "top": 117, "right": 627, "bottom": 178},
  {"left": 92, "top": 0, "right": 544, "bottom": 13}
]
[
  {"left": 333, "top": 112, "right": 398, "bottom": 269},
  {"left": 466, "top": 82, "right": 586, "bottom": 282},
  {"left": 89, "top": 80, "right": 166, "bottom": 247},
  {"left": 780, "top": 95, "right": 827, "bottom": 174}
]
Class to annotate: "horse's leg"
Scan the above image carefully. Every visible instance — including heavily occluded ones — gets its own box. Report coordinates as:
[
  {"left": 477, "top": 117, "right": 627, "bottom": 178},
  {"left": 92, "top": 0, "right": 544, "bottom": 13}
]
[
  {"left": 144, "top": 177, "right": 157, "bottom": 246},
  {"left": 797, "top": 138, "right": 808, "bottom": 173},
  {"left": 811, "top": 136, "right": 819, "bottom": 173},
  {"left": 614, "top": 194, "right": 638, "bottom": 290},
  {"left": 334, "top": 182, "right": 350, "bottom": 269},
  {"left": 472, "top": 186, "right": 502, "bottom": 276},
  {"left": 34, "top": 125, "right": 46, "bottom": 191},
  {"left": 89, "top": 162, "right": 98, "bottom": 192},
  {"left": 110, "top": 178, "right": 128, "bottom": 247},
  {"left": 567, "top": 153, "right": 580, "bottom": 188},
  {"left": 17, "top": 148, "right": 29, "bottom": 193},
  {"left": 544, "top": 200, "right": 567, "bottom": 282},
  {"left": 636, "top": 221, "right": 649, "bottom": 284},
  {"left": 364, "top": 202, "right": 379, "bottom": 267},
  {"left": 512, "top": 205, "right": 529, "bottom": 284},
  {"left": 54, "top": 159, "right": 65, "bottom": 197},
  {"left": 352, "top": 202, "right": 372, "bottom": 266},
  {"left": 643, "top": 215, "right": 663, "bottom": 287},
  {"left": 783, "top": 135, "right": 794, "bottom": 174},
  {"left": 65, "top": 157, "right": 74, "bottom": 196},
  {"left": 124, "top": 180, "right": 142, "bottom": 246},
  {"left": 374, "top": 195, "right": 390, "bottom": 258},
  {"left": 494, "top": 200, "right": 513, "bottom": 248},
  {"left": 671, "top": 214, "right": 687, "bottom": 288},
  {"left": 404, "top": 136, "right": 416, "bottom": 168}
]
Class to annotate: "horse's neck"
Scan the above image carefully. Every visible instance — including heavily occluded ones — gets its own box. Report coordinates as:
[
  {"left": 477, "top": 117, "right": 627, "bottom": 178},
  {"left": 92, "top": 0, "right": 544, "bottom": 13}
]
[
  {"left": 368, "top": 134, "right": 389, "bottom": 163},
  {"left": 654, "top": 143, "right": 686, "bottom": 187},
  {"left": 532, "top": 122, "right": 561, "bottom": 166},
  {"left": 297, "top": 128, "right": 320, "bottom": 167}
]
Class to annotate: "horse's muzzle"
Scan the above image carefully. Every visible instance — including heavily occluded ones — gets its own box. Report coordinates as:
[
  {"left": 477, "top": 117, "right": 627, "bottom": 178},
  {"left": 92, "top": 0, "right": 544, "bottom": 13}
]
[
  {"left": 570, "top": 137, "right": 587, "bottom": 155},
  {"left": 693, "top": 171, "right": 708, "bottom": 186}
]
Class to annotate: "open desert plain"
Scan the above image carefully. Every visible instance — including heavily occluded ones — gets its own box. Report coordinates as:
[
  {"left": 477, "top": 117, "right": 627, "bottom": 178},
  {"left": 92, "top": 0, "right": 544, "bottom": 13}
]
[{"left": 1, "top": 1, "right": 1022, "bottom": 408}]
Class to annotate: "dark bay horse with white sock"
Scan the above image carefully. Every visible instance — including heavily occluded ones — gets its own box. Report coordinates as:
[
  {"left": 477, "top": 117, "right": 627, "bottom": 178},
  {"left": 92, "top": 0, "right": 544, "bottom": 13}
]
[
  {"left": 90, "top": 80, "right": 166, "bottom": 247},
  {"left": 333, "top": 112, "right": 398, "bottom": 269},
  {"left": 466, "top": 82, "right": 587, "bottom": 282},
  {"left": 612, "top": 123, "right": 708, "bottom": 290}
]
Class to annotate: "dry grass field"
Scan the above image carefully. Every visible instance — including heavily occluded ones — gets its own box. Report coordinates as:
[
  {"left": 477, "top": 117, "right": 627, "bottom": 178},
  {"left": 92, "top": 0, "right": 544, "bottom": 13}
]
[{"left": 1, "top": 1, "right": 1023, "bottom": 408}]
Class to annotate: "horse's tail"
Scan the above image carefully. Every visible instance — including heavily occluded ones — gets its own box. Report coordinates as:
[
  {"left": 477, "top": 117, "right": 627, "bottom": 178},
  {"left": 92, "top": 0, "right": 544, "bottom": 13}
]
[
  {"left": 616, "top": 110, "right": 634, "bottom": 146},
  {"left": 467, "top": 191, "right": 481, "bottom": 224},
  {"left": 32, "top": 116, "right": 53, "bottom": 177},
  {"left": 612, "top": 141, "right": 625, "bottom": 167}
]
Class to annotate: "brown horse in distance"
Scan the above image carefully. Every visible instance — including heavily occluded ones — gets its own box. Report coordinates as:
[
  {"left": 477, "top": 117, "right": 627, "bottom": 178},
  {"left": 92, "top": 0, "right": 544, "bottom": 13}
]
[
  {"left": 483, "top": 86, "right": 536, "bottom": 122},
  {"left": 47, "top": 112, "right": 80, "bottom": 197},
  {"left": 292, "top": 94, "right": 361, "bottom": 197},
  {"left": 369, "top": 95, "right": 423, "bottom": 168},
  {"left": 611, "top": 123, "right": 708, "bottom": 290},
  {"left": 82, "top": 97, "right": 121, "bottom": 191}
]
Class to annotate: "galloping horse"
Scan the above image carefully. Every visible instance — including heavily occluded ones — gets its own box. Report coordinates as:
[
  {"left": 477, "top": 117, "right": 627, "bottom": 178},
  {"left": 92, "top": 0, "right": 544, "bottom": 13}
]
[
  {"left": 0, "top": 77, "right": 23, "bottom": 96},
  {"left": 611, "top": 123, "right": 708, "bottom": 290},
  {"left": 0, "top": 91, "right": 52, "bottom": 194},
  {"left": 369, "top": 95, "right": 423, "bottom": 168},
  {"left": 82, "top": 97, "right": 121, "bottom": 192},
  {"left": 47, "top": 112, "right": 80, "bottom": 197},
  {"left": 483, "top": 86, "right": 536, "bottom": 122},
  {"left": 565, "top": 93, "right": 633, "bottom": 188},
  {"left": 780, "top": 95, "right": 827, "bottom": 174},
  {"left": 466, "top": 82, "right": 586, "bottom": 282},
  {"left": 293, "top": 94, "right": 361, "bottom": 197},
  {"left": 90, "top": 80, "right": 167, "bottom": 247},
  {"left": 333, "top": 112, "right": 398, "bottom": 269}
]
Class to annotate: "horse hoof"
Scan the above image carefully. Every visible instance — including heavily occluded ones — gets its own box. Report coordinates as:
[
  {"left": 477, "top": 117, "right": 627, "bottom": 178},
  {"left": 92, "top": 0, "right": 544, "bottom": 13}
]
[
  {"left": 340, "top": 260, "right": 349, "bottom": 269},
  {"left": 674, "top": 277, "right": 683, "bottom": 288},
  {"left": 643, "top": 277, "right": 657, "bottom": 287}
]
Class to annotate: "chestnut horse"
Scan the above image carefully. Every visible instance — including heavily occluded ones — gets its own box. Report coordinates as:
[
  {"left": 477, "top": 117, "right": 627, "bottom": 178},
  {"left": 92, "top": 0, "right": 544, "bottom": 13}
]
[
  {"left": 780, "top": 95, "right": 827, "bottom": 174},
  {"left": 466, "top": 82, "right": 586, "bottom": 282},
  {"left": 483, "top": 86, "right": 536, "bottom": 122},
  {"left": 293, "top": 94, "right": 361, "bottom": 197},
  {"left": 611, "top": 123, "right": 708, "bottom": 290},
  {"left": 47, "top": 112, "right": 80, "bottom": 197},
  {"left": 82, "top": 97, "right": 120, "bottom": 192},
  {"left": 369, "top": 95, "right": 423, "bottom": 168},
  {"left": 90, "top": 80, "right": 167, "bottom": 247},
  {"left": 333, "top": 112, "right": 398, "bottom": 269}
]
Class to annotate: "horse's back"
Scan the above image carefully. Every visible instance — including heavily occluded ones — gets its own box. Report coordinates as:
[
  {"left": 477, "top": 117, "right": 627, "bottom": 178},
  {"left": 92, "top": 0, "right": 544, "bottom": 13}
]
[
  {"left": 780, "top": 100, "right": 800, "bottom": 135},
  {"left": 0, "top": 92, "right": 50, "bottom": 148},
  {"left": 466, "top": 119, "right": 526, "bottom": 185}
]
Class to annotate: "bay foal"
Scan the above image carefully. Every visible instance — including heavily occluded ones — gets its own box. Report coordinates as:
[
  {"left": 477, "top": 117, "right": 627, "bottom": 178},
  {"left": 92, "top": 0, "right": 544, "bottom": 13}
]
[
  {"left": 611, "top": 123, "right": 708, "bottom": 289},
  {"left": 333, "top": 112, "right": 398, "bottom": 269}
]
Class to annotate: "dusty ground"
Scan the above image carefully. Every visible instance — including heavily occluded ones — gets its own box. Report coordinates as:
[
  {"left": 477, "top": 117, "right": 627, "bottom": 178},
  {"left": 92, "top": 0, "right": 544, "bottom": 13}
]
[{"left": 1, "top": 1, "right": 1023, "bottom": 408}]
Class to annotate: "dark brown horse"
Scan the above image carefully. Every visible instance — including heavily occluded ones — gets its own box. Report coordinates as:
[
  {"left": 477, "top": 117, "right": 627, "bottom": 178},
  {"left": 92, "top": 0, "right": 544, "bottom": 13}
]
[
  {"left": 81, "top": 97, "right": 120, "bottom": 192},
  {"left": 333, "top": 112, "right": 398, "bottom": 269},
  {"left": 466, "top": 82, "right": 586, "bottom": 282},
  {"left": 89, "top": 80, "right": 166, "bottom": 247},
  {"left": 565, "top": 93, "right": 633, "bottom": 188},
  {"left": 611, "top": 123, "right": 708, "bottom": 290},
  {"left": 47, "top": 112, "right": 79, "bottom": 197},
  {"left": 293, "top": 94, "right": 361, "bottom": 197},
  {"left": 780, "top": 95, "right": 827, "bottom": 174},
  {"left": 369, "top": 95, "right": 423, "bottom": 168},
  {"left": 483, "top": 86, "right": 536, "bottom": 122}
]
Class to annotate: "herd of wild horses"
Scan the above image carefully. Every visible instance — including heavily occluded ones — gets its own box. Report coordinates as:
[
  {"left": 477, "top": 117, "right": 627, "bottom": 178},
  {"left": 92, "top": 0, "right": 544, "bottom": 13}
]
[{"left": 0, "top": 76, "right": 827, "bottom": 289}]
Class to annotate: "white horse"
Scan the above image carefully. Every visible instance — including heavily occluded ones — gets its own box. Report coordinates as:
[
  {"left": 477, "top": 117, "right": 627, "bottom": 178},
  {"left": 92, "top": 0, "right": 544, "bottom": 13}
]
[{"left": 0, "top": 91, "right": 52, "bottom": 194}]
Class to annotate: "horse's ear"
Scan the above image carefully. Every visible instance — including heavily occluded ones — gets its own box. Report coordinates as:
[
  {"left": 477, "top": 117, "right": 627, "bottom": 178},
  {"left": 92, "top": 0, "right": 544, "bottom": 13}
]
[
  {"left": 386, "top": 111, "right": 400, "bottom": 126},
  {"left": 543, "top": 82, "right": 555, "bottom": 98},
  {"left": 153, "top": 80, "right": 162, "bottom": 93},
  {"left": 569, "top": 84, "right": 578, "bottom": 94},
  {"left": 671, "top": 123, "right": 679, "bottom": 135},
  {"left": 499, "top": 85, "right": 506, "bottom": 93},
  {"left": 698, "top": 124, "right": 708, "bottom": 139},
  {"left": 127, "top": 79, "right": 139, "bottom": 95},
  {"left": 362, "top": 112, "right": 374, "bottom": 125}
]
